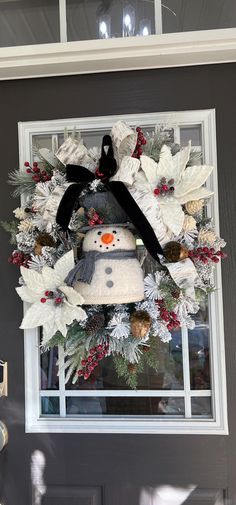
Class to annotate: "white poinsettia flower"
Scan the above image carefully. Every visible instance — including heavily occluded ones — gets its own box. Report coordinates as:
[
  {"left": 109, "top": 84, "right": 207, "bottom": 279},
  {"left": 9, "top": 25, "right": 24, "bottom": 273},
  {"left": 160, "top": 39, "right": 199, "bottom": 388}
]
[
  {"left": 134, "top": 142, "right": 214, "bottom": 236},
  {"left": 16, "top": 251, "right": 87, "bottom": 345}
]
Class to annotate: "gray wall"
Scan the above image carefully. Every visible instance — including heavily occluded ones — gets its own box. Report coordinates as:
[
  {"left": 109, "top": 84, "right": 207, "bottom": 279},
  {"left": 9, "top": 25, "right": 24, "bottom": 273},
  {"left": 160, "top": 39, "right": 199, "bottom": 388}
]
[{"left": 0, "top": 64, "right": 235, "bottom": 504}]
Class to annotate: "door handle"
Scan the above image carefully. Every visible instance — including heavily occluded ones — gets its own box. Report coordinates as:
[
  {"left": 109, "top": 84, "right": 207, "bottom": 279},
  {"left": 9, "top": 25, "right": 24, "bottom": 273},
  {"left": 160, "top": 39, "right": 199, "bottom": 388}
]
[
  {"left": 0, "top": 361, "right": 8, "bottom": 397},
  {"left": 0, "top": 421, "right": 8, "bottom": 451}
]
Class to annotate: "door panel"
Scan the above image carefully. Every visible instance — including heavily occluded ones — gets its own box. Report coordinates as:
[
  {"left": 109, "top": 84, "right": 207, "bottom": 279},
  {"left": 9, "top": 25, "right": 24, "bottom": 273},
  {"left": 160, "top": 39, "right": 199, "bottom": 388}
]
[
  {"left": 43, "top": 486, "right": 102, "bottom": 505},
  {"left": 139, "top": 487, "right": 224, "bottom": 505},
  {"left": 0, "top": 63, "right": 235, "bottom": 504}
]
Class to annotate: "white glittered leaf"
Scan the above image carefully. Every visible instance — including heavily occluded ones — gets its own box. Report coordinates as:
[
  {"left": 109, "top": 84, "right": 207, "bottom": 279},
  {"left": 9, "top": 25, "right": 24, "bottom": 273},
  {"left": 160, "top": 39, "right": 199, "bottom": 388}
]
[
  {"left": 175, "top": 186, "right": 213, "bottom": 204},
  {"left": 140, "top": 155, "right": 159, "bottom": 187},
  {"left": 54, "top": 251, "right": 75, "bottom": 284},
  {"left": 42, "top": 319, "right": 58, "bottom": 345},
  {"left": 20, "top": 302, "right": 54, "bottom": 329},
  {"left": 175, "top": 165, "right": 213, "bottom": 199},
  {"left": 20, "top": 267, "right": 45, "bottom": 294},
  {"left": 16, "top": 286, "right": 39, "bottom": 303},
  {"left": 155, "top": 145, "right": 176, "bottom": 181},
  {"left": 60, "top": 286, "right": 84, "bottom": 306},
  {"left": 172, "top": 142, "right": 191, "bottom": 184},
  {"left": 60, "top": 303, "right": 87, "bottom": 326},
  {"left": 41, "top": 266, "right": 58, "bottom": 290},
  {"left": 160, "top": 202, "right": 184, "bottom": 236},
  {"left": 54, "top": 309, "right": 68, "bottom": 337}
]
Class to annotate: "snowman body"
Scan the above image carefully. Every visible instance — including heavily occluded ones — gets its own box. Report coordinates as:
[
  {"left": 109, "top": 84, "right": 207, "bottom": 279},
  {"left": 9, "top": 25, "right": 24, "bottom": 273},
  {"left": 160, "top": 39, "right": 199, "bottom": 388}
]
[{"left": 75, "top": 225, "right": 144, "bottom": 305}]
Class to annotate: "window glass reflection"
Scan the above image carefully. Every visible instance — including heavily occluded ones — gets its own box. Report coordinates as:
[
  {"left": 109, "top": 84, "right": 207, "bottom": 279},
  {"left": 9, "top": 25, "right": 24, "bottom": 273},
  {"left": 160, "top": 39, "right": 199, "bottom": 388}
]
[
  {"left": 162, "top": 0, "right": 236, "bottom": 34},
  {"left": 191, "top": 397, "right": 212, "bottom": 416},
  {"left": 0, "top": 0, "right": 60, "bottom": 47},
  {"left": 41, "top": 396, "right": 60, "bottom": 415},
  {"left": 66, "top": 0, "right": 155, "bottom": 42},
  {"left": 41, "top": 347, "right": 59, "bottom": 390},
  {"left": 189, "top": 297, "right": 211, "bottom": 390},
  {"left": 66, "top": 396, "right": 185, "bottom": 416}
]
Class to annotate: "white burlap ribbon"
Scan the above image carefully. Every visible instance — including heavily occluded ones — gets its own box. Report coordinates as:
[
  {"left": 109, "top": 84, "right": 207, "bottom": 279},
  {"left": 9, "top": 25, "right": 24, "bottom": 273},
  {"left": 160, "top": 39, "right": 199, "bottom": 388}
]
[
  {"left": 163, "top": 257, "right": 198, "bottom": 300},
  {"left": 55, "top": 120, "right": 140, "bottom": 185}
]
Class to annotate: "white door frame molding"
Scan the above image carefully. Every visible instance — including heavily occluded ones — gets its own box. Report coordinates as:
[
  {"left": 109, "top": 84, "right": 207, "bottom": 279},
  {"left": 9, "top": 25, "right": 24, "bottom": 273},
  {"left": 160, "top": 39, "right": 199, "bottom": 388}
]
[
  {"left": 0, "top": 28, "right": 235, "bottom": 81},
  {"left": 20, "top": 109, "right": 228, "bottom": 435}
]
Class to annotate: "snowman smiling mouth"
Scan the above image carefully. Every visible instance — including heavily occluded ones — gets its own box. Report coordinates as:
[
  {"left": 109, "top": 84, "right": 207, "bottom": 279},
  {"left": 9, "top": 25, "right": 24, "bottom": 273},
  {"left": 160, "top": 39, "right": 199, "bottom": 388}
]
[{"left": 97, "top": 230, "right": 120, "bottom": 250}]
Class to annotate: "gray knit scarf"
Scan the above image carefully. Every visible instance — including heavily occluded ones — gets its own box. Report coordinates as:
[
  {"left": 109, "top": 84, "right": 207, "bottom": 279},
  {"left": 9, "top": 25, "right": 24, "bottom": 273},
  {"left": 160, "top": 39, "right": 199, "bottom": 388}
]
[{"left": 65, "top": 249, "right": 137, "bottom": 286}]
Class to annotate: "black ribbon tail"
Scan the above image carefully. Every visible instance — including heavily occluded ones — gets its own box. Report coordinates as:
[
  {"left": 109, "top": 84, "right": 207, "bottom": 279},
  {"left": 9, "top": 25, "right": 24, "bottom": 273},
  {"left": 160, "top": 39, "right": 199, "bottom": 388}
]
[
  {"left": 56, "top": 165, "right": 95, "bottom": 231},
  {"left": 108, "top": 181, "right": 164, "bottom": 261},
  {"left": 56, "top": 183, "right": 85, "bottom": 231}
]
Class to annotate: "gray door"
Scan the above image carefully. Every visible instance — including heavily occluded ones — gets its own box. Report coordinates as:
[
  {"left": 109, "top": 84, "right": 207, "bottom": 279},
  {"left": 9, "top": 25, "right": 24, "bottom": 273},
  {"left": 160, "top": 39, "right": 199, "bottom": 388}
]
[{"left": 0, "top": 63, "right": 235, "bottom": 505}]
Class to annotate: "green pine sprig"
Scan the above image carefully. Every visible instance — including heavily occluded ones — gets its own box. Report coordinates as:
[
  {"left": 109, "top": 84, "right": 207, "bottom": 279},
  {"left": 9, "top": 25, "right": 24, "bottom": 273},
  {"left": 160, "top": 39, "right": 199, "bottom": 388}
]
[
  {"left": 113, "top": 355, "right": 141, "bottom": 389},
  {"left": 8, "top": 170, "right": 36, "bottom": 197},
  {"left": 1, "top": 219, "right": 18, "bottom": 244}
]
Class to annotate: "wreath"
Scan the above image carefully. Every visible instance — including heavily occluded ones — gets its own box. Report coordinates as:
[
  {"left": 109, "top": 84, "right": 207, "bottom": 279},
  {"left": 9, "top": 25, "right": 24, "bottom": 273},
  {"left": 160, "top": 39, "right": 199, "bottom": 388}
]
[{"left": 2, "top": 121, "right": 226, "bottom": 389}]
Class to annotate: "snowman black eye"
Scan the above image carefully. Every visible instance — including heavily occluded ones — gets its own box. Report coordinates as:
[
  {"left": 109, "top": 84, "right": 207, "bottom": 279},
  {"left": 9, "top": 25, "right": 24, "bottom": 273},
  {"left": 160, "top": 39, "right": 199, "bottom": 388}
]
[
  {"left": 97, "top": 231, "right": 102, "bottom": 235},
  {"left": 113, "top": 230, "right": 117, "bottom": 234}
]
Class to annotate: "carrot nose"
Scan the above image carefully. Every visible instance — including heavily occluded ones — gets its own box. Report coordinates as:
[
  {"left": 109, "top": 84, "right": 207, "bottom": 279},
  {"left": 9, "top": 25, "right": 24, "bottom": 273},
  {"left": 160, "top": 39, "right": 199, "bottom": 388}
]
[{"left": 101, "top": 233, "right": 114, "bottom": 244}]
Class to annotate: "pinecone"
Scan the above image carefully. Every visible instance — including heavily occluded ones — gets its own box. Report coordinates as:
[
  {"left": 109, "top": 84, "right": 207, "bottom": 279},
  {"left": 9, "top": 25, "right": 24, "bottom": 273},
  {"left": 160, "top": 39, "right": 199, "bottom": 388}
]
[
  {"left": 182, "top": 215, "right": 196, "bottom": 232},
  {"left": 198, "top": 229, "right": 216, "bottom": 246},
  {"left": 130, "top": 310, "right": 152, "bottom": 339},
  {"left": 18, "top": 218, "right": 34, "bottom": 232},
  {"left": 185, "top": 200, "right": 204, "bottom": 215},
  {"left": 128, "top": 363, "right": 137, "bottom": 374},
  {"left": 34, "top": 232, "right": 55, "bottom": 256},
  {"left": 163, "top": 241, "right": 188, "bottom": 263},
  {"left": 85, "top": 313, "right": 105, "bottom": 336}
]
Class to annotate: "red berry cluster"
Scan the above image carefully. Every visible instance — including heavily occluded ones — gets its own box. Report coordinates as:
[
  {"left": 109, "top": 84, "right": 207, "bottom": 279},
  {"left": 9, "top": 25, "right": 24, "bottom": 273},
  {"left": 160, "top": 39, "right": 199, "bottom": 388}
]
[
  {"left": 24, "top": 161, "right": 51, "bottom": 183},
  {"left": 40, "top": 290, "right": 64, "bottom": 305},
  {"left": 153, "top": 177, "right": 175, "bottom": 197},
  {"left": 188, "top": 247, "right": 227, "bottom": 264},
  {"left": 8, "top": 250, "right": 30, "bottom": 268},
  {"left": 156, "top": 299, "right": 180, "bottom": 331},
  {"left": 87, "top": 208, "right": 104, "bottom": 227},
  {"left": 132, "top": 127, "right": 147, "bottom": 158},
  {"left": 77, "top": 340, "right": 109, "bottom": 380}
]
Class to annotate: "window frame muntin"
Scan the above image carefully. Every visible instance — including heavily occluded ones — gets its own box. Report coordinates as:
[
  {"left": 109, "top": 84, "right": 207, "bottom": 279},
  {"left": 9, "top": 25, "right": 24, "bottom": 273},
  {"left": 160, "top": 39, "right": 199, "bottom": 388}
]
[{"left": 20, "top": 109, "right": 228, "bottom": 434}]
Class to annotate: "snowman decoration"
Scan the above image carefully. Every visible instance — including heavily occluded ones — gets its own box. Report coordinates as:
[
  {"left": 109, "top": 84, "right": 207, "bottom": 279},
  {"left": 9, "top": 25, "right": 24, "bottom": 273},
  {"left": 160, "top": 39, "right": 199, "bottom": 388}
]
[{"left": 73, "top": 225, "right": 144, "bottom": 305}]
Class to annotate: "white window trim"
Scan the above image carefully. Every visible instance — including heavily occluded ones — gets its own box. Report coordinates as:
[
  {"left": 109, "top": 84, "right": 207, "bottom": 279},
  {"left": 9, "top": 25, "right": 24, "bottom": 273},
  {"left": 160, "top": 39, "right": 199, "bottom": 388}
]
[
  {"left": 0, "top": 28, "right": 235, "bottom": 81},
  {"left": 20, "top": 109, "right": 228, "bottom": 434}
]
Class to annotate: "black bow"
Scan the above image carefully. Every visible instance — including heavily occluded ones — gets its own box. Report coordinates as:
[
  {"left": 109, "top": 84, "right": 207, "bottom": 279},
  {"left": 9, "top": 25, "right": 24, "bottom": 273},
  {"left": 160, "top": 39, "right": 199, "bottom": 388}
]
[{"left": 56, "top": 135, "right": 164, "bottom": 261}]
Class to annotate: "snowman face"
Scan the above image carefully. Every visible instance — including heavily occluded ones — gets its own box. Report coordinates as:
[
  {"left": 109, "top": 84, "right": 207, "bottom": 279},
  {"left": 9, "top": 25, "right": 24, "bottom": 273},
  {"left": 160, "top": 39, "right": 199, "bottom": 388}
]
[{"left": 82, "top": 226, "right": 136, "bottom": 252}]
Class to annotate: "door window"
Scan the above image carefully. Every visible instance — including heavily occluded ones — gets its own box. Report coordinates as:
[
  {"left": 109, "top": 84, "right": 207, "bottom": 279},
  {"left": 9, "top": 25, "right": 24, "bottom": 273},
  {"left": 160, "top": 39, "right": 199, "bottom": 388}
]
[{"left": 20, "top": 110, "right": 227, "bottom": 433}]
